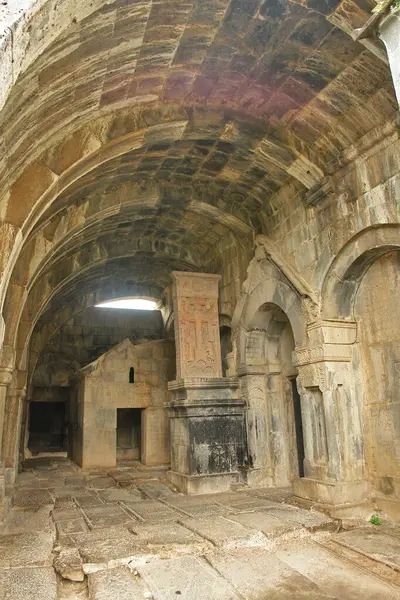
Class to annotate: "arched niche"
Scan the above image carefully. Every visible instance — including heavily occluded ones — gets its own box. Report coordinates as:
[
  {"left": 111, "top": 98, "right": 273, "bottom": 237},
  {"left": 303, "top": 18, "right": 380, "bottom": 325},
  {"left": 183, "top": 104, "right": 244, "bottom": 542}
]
[{"left": 322, "top": 224, "right": 400, "bottom": 320}]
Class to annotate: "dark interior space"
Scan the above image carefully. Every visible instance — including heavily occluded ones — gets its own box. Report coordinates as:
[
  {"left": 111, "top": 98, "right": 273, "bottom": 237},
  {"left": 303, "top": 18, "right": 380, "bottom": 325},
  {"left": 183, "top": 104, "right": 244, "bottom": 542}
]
[
  {"left": 291, "top": 378, "right": 305, "bottom": 478},
  {"left": 28, "top": 401, "right": 67, "bottom": 453},
  {"left": 117, "top": 408, "right": 142, "bottom": 460}
]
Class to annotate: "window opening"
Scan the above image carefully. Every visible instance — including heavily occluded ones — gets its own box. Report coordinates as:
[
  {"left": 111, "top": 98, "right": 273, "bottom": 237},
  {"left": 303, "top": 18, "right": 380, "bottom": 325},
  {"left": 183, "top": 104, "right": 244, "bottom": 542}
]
[{"left": 129, "top": 367, "right": 135, "bottom": 384}]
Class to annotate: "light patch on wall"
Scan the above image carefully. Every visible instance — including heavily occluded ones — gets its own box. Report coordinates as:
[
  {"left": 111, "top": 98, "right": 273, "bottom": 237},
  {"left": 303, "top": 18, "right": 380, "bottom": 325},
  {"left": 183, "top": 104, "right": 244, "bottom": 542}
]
[{"left": 95, "top": 299, "right": 157, "bottom": 310}]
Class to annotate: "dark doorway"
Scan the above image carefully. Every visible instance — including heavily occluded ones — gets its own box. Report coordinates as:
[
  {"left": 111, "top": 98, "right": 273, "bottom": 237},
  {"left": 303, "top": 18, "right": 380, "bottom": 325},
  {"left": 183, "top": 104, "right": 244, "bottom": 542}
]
[
  {"left": 28, "top": 401, "right": 66, "bottom": 453},
  {"left": 220, "top": 326, "right": 233, "bottom": 377},
  {"left": 291, "top": 378, "right": 305, "bottom": 478},
  {"left": 117, "top": 408, "right": 142, "bottom": 460}
]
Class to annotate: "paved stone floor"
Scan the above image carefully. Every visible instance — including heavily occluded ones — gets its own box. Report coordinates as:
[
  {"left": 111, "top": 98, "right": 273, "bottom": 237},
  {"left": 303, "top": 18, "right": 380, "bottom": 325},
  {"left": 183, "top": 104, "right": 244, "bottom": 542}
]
[{"left": 1, "top": 458, "right": 400, "bottom": 599}]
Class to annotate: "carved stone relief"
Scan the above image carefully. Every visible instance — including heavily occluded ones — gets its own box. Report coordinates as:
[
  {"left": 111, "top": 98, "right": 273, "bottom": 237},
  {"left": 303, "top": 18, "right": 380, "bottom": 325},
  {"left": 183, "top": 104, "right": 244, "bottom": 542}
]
[{"left": 172, "top": 272, "right": 222, "bottom": 379}]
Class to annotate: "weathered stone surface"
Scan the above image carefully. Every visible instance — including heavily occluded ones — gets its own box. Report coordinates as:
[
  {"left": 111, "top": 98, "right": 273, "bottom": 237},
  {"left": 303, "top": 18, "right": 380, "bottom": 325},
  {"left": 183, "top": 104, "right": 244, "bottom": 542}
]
[
  {"left": 208, "top": 549, "right": 334, "bottom": 599},
  {"left": 0, "top": 567, "right": 57, "bottom": 600},
  {"left": 88, "top": 566, "right": 142, "bottom": 600},
  {"left": 181, "top": 516, "right": 264, "bottom": 547},
  {"left": 53, "top": 547, "right": 85, "bottom": 582},
  {"left": 129, "top": 521, "right": 207, "bottom": 549},
  {"left": 81, "top": 505, "right": 134, "bottom": 529},
  {"left": 332, "top": 528, "right": 400, "bottom": 569},
  {"left": 227, "top": 511, "right": 300, "bottom": 537},
  {"left": 138, "top": 555, "right": 239, "bottom": 600},
  {"left": 71, "top": 526, "right": 145, "bottom": 566},
  {"left": 1, "top": 0, "right": 400, "bottom": 556},
  {"left": 0, "top": 531, "right": 55, "bottom": 568},
  {"left": 123, "top": 500, "right": 180, "bottom": 522}
]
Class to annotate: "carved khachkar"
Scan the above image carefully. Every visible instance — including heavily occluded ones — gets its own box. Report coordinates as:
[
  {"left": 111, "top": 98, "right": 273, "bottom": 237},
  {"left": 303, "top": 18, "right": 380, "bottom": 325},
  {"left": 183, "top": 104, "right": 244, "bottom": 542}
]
[{"left": 171, "top": 272, "right": 222, "bottom": 379}]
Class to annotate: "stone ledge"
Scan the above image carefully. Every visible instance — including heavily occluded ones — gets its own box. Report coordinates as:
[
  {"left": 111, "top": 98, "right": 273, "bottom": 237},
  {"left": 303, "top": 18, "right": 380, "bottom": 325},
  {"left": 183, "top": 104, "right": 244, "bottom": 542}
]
[
  {"left": 293, "top": 477, "right": 371, "bottom": 507},
  {"left": 167, "top": 470, "right": 239, "bottom": 495}
]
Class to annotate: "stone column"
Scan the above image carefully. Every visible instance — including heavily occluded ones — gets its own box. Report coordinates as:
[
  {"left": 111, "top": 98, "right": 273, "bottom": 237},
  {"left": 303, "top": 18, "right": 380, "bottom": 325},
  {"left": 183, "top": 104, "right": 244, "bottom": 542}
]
[
  {"left": 292, "top": 320, "right": 369, "bottom": 507},
  {"left": 167, "top": 272, "right": 246, "bottom": 494},
  {"left": 0, "top": 368, "right": 12, "bottom": 522},
  {"left": 379, "top": 13, "right": 400, "bottom": 106},
  {"left": 2, "top": 387, "right": 26, "bottom": 490}
]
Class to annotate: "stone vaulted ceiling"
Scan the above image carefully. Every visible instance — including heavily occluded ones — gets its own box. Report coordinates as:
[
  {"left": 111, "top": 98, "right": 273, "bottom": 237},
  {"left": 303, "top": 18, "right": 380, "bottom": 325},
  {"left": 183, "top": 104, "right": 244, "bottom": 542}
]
[{"left": 0, "top": 0, "right": 397, "bottom": 370}]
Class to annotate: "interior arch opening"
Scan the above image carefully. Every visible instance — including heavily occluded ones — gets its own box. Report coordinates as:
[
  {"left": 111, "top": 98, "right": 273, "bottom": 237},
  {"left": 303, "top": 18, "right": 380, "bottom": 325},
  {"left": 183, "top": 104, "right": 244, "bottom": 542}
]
[
  {"left": 244, "top": 302, "right": 304, "bottom": 485},
  {"left": 352, "top": 250, "right": 400, "bottom": 504}
]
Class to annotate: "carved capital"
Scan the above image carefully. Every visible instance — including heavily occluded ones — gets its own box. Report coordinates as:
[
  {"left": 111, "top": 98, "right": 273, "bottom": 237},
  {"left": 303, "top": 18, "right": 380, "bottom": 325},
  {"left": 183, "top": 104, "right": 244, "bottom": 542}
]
[
  {"left": 0, "top": 368, "right": 13, "bottom": 387},
  {"left": 292, "top": 343, "right": 352, "bottom": 367}
]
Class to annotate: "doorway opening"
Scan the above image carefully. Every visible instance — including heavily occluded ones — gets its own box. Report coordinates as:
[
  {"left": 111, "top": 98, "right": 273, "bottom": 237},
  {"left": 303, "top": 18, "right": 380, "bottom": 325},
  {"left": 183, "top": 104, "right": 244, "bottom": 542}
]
[
  {"left": 28, "top": 401, "right": 67, "bottom": 453},
  {"left": 291, "top": 378, "right": 305, "bottom": 478},
  {"left": 117, "top": 408, "right": 142, "bottom": 460}
]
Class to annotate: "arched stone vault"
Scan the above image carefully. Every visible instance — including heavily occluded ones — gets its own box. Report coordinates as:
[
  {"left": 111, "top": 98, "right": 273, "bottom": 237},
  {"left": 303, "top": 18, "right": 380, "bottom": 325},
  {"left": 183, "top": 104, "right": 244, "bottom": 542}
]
[
  {"left": 0, "top": 0, "right": 397, "bottom": 334},
  {"left": 0, "top": 0, "right": 399, "bottom": 517}
]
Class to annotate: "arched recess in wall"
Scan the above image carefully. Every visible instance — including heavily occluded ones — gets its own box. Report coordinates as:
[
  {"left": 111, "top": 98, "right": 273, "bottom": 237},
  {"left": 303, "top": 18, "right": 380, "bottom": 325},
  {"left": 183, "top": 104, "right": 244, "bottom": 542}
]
[
  {"left": 321, "top": 224, "right": 400, "bottom": 320},
  {"left": 232, "top": 257, "right": 307, "bottom": 485},
  {"left": 321, "top": 224, "right": 400, "bottom": 515},
  {"left": 232, "top": 271, "right": 308, "bottom": 350}
]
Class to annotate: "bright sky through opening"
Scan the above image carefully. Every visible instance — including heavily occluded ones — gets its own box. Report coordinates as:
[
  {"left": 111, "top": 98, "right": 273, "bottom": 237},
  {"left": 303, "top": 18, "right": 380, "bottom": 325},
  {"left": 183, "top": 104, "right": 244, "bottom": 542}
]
[{"left": 95, "top": 299, "right": 157, "bottom": 310}]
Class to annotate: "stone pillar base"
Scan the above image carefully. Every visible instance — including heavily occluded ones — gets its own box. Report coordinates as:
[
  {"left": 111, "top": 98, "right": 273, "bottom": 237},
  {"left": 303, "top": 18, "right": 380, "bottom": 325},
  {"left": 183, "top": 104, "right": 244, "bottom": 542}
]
[
  {"left": 245, "top": 467, "right": 274, "bottom": 488},
  {"left": 293, "top": 477, "right": 370, "bottom": 508},
  {"left": 167, "top": 377, "right": 245, "bottom": 495},
  {"left": 167, "top": 470, "right": 239, "bottom": 495}
]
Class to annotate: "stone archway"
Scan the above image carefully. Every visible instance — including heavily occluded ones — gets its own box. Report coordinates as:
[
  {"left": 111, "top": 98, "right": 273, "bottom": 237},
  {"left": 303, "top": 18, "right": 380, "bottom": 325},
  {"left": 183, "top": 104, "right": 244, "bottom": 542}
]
[
  {"left": 317, "top": 225, "right": 400, "bottom": 517},
  {"left": 232, "top": 253, "right": 308, "bottom": 487}
]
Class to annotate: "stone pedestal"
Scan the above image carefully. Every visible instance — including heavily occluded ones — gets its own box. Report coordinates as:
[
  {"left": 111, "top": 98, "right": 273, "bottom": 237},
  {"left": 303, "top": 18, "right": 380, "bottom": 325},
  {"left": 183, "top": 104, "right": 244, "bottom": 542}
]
[
  {"left": 167, "top": 378, "right": 245, "bottom": 494},
  {"left": 168, "top": 272, "right": 246, "bottom": 494}
]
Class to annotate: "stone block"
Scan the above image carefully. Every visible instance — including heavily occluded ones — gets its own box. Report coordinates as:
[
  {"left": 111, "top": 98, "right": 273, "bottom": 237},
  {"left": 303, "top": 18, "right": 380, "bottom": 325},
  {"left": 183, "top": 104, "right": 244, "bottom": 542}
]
[
  {"left": 88, "top": 566, "right": 142, "bottom": 600},
  {"left": 138, "top": 555, "right": 239, "bottom": 600}
]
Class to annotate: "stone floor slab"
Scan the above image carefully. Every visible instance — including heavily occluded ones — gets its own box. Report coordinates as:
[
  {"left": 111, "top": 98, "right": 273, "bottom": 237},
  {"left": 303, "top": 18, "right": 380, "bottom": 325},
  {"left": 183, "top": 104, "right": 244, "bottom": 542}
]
[
  {"left": 227, "top": 511, "right": 300, "bottom": 537},
  {"left": 74, "top": 494, "right": 104, "bottom": 508},
  {"left": 333, "top": 528, "right": 400, "bottom": 569},
  {"left": 0, "top": 506, "right": 53, "bottom": 534},
  {"left": 276, "top": 538, "right": 399, "bottom": 600},
  {"left": 0, "top": 566, "right": 57, "bottom": 600},
  {"left": 88, "top": 476, "right": 116, "bottom": 490},
  {"left": 0, "top": 531, "right": 55, "bottom": 568},
  {"left": 264, "top": 506, "right": 336, "bottom": 531},
  {"left": 168, "top": 501, "right": 230, "bottom": 518},
  {"left": 136, "top": 481, "right": 174, "bottom": 499},
  {"left": 138, "top": 555, "right": 240, "bottom": 599},
  {"left": 123, "top": 500, "right": 180, "bottom": 522},
  {"left": 81, "top": 505, "right": 134, "bottom": 529},
  {"left": 88, "top": 566, "right": 142, "bottom": 599},
  {"left": 52, "top": 507, "right": 82, "bottom": 521},
  {"left": 208, "top": 548, "right": 335, "bottom": 599},
  {"left": 99, "top": 487, "right": 142, "bottom": 503},
  {"left": 181, "top": 515, "right": 264, "bottom": 547},
  {"left": 129, "top": 521, "right": 207, "bottom": 548},
  {"left": 71, "top": 525, "right": 146, "bottom": 566},
  {"left": 56, "top": 517, "right": 89, "bottom": 535},
  {"left": 216, "top": 495, "right": 278, "bottom": 512},
  {"left": 13, "top": 489, "right": 54, "bottom": 508}
]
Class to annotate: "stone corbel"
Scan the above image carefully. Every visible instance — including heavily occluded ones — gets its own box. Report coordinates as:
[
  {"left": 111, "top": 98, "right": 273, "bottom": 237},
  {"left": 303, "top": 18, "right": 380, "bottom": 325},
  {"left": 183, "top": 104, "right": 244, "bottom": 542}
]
[
  {"left": 302, "top": 176, "right": 335, "bottom": 207},
  {"left": 351, "top": 5, "right": 391, "bottom": 65}
]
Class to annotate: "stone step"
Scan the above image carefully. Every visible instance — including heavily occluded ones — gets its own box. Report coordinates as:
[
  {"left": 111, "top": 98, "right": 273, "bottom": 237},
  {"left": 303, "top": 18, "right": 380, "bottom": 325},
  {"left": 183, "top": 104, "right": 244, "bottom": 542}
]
[
  {"left": 318, "top": 527, "right": 400, "bottom": 589},
  {"left": 275, "top": 537, "right": 399, "bottom": 599}
]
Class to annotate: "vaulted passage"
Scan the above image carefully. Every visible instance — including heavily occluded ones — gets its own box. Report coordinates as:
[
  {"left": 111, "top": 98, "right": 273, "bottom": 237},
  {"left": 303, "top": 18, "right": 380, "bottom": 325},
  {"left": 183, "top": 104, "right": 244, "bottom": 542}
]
[{"left": 1, "top": 0, "right": 400, "bottom": 597}]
